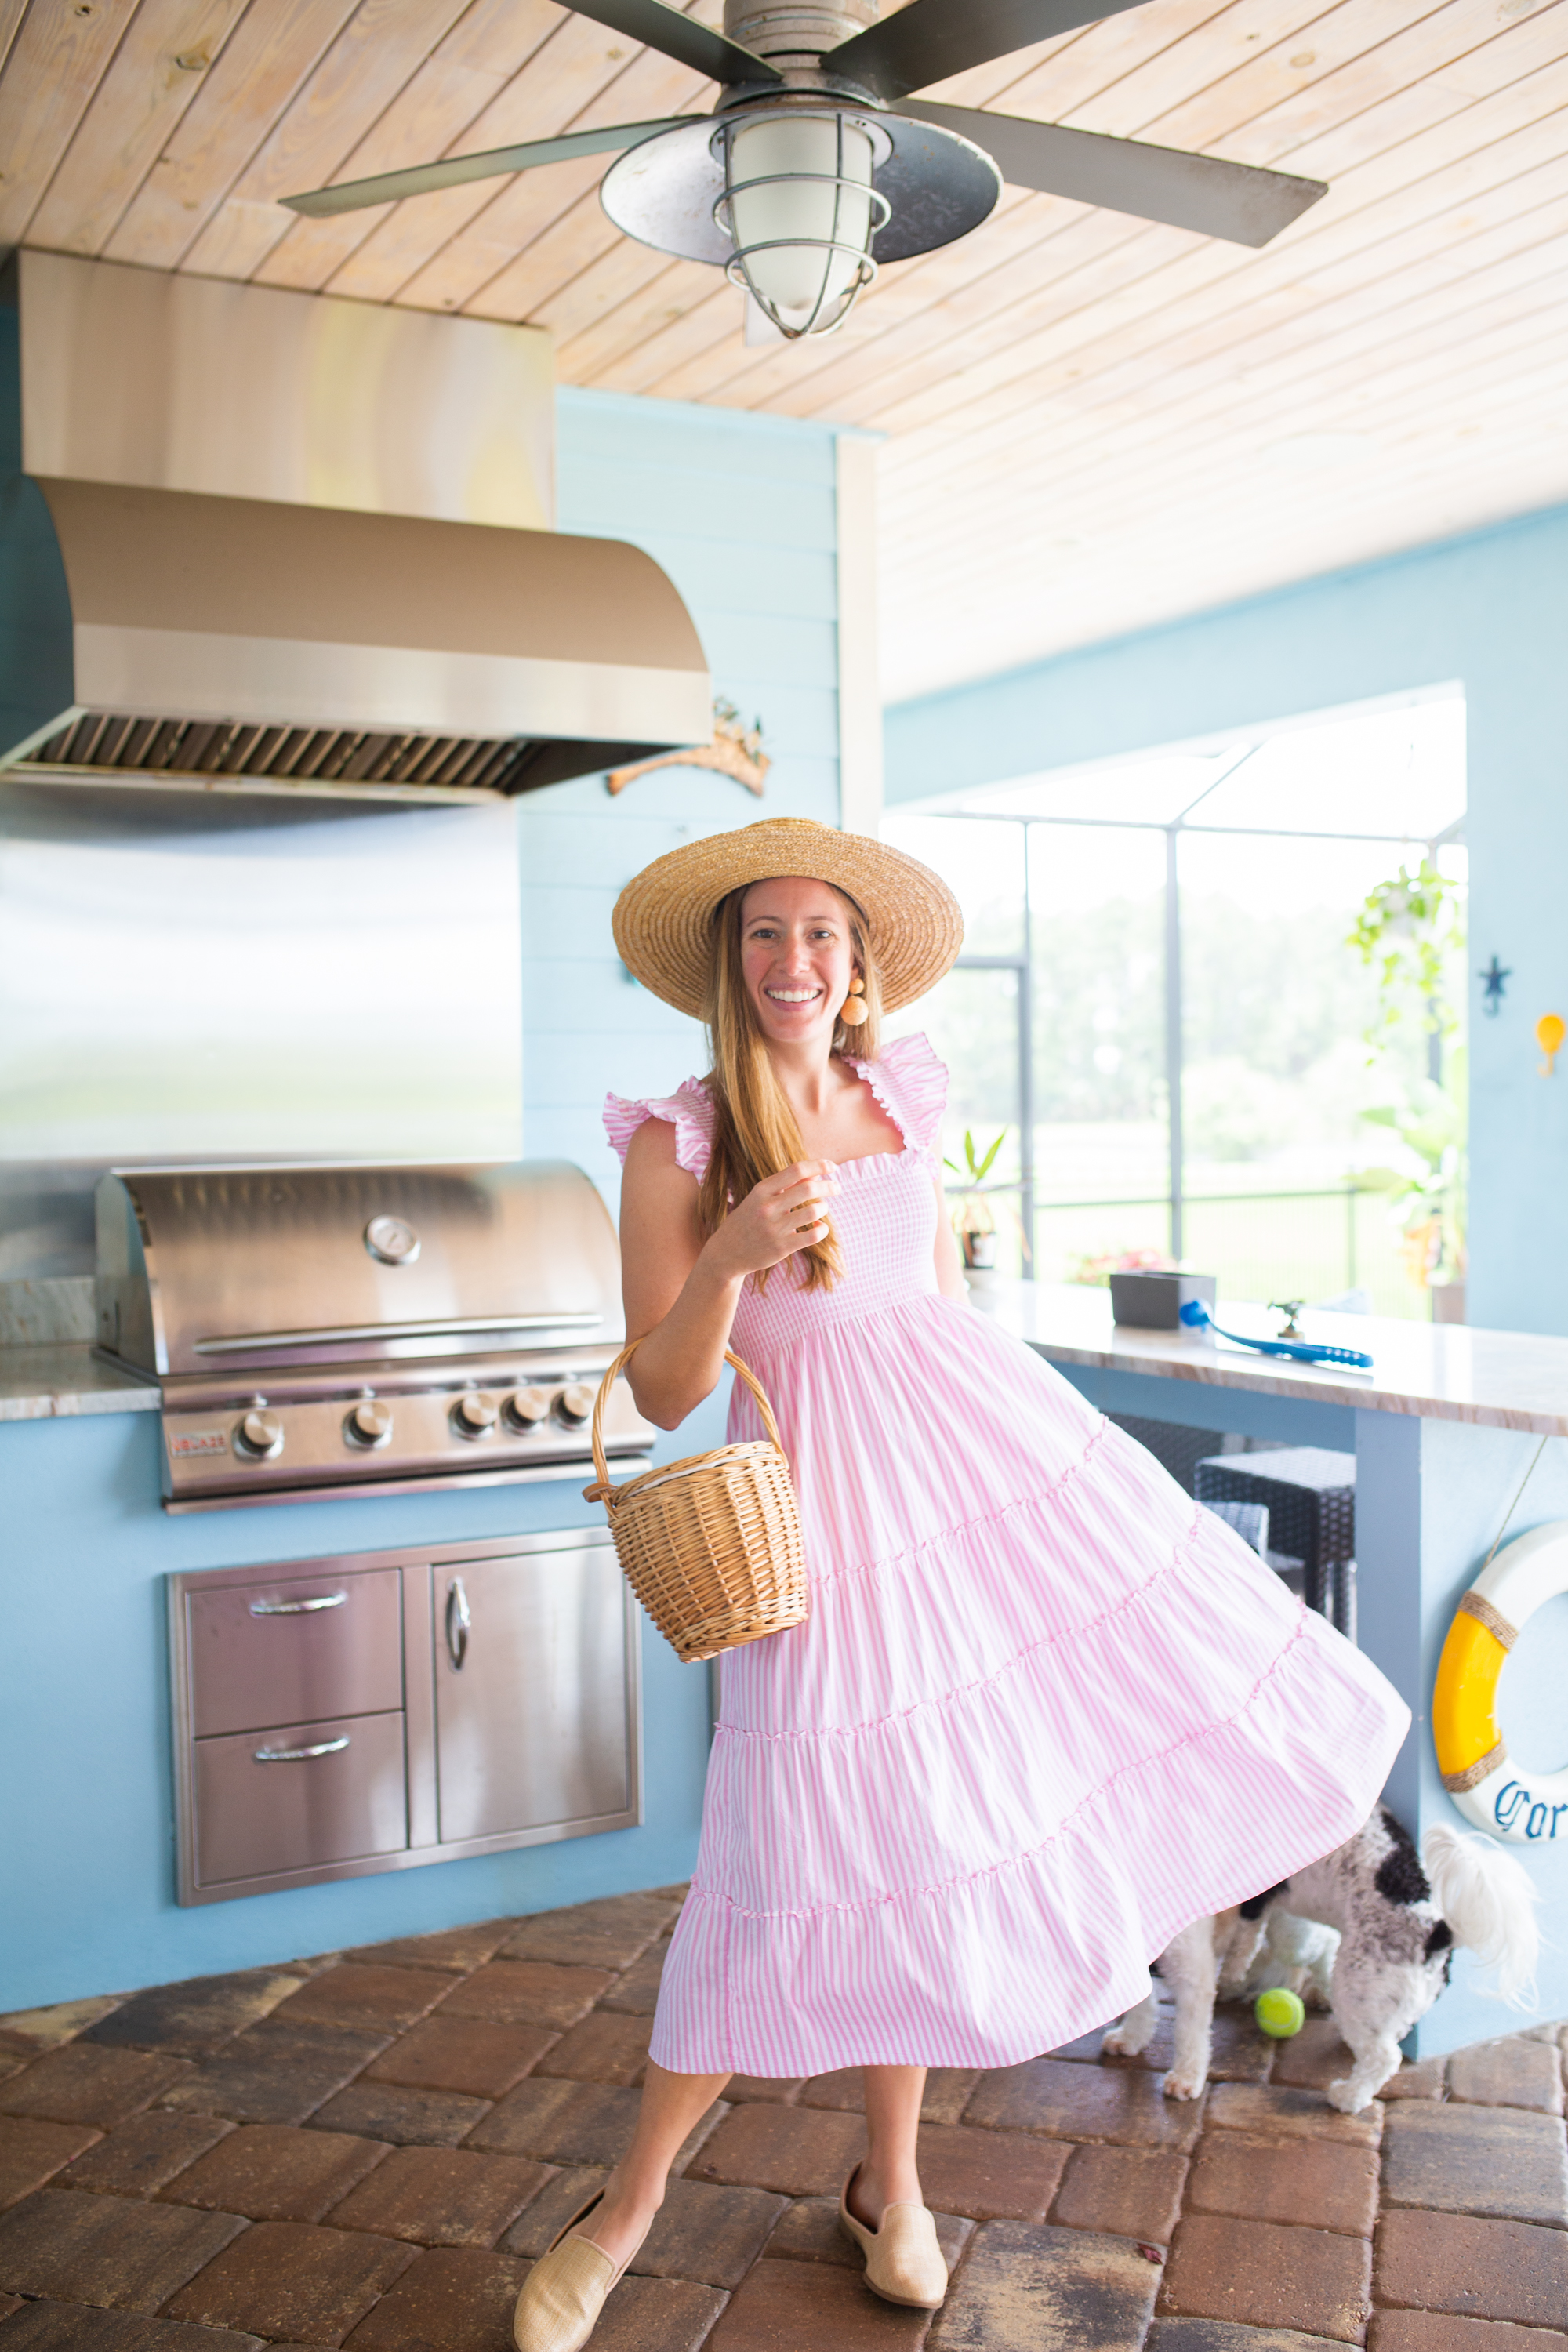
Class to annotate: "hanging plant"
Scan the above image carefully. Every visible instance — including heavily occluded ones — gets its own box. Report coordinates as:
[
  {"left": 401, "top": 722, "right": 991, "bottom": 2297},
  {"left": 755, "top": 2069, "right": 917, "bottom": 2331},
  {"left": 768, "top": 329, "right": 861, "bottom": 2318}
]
[
  {"left": 1345, "top": 856, "right": 1464, "bottom": 1054},
  {"left": 1346, "top": 857, "right": 1468, "bottom": 1288}
]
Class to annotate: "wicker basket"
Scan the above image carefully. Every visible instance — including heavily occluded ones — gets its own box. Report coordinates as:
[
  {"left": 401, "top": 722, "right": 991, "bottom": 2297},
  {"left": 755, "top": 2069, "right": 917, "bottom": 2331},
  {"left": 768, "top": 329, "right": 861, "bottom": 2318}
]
[{"left": 583, "top": 1339, "right": 808, "bottom": 1664}]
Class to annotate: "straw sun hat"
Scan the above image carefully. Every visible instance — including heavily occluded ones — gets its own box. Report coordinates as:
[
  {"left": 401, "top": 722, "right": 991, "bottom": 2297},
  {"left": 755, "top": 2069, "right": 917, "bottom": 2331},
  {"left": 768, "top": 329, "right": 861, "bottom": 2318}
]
[{"left": 612, "top": 818, "right": 964, "bottom": 1020}]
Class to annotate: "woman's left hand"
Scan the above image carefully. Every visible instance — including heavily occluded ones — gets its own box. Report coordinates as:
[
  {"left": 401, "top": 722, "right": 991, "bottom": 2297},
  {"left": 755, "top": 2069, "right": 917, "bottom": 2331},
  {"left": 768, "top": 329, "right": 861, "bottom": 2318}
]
[{"left": 704, "top": 1159, "right": 840, "bottom": 1282}]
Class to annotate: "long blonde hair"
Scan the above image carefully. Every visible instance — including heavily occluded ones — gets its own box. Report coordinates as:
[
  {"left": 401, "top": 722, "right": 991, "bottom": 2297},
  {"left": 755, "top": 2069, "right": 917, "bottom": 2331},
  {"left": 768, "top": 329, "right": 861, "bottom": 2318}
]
[{"left": 699, "top": 880, "right": 883, "bottom": 1292}]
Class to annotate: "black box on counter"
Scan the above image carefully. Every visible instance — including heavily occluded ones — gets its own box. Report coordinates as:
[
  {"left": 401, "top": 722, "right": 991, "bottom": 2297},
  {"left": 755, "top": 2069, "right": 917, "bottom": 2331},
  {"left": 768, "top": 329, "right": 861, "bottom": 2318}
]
[{"left": 1109, "top": 1269, "right": 1218, "bottom": 1329}]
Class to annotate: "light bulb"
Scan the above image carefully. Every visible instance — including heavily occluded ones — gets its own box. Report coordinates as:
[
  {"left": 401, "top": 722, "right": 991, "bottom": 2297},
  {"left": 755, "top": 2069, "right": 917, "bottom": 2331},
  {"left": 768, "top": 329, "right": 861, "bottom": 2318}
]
[{"left": 723, "top": 113, "right": 878, "bottom": 335}]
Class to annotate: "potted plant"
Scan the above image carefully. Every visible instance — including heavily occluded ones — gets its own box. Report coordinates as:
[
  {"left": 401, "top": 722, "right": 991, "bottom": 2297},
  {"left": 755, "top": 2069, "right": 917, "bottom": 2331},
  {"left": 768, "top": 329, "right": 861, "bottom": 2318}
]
[
  {"left": 944, "top": 1129, "right": 1027, "bottom": 1272},
  {"left": 1346, "top": 857, "right": 1468, "bottom": 1320},
  {"left": 1353, "top": 1073, "right": 1468, "bottom": 1315}
]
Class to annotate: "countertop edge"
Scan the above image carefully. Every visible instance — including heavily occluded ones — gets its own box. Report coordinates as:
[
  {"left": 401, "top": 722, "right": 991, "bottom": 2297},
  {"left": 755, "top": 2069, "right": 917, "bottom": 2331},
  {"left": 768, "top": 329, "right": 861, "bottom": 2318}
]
[
  {"left": 0, "top": 1388, "right": 162, "bottom": 1421},
  {"left": 964, "top": 1280, "right": 1568, "bottom": 1438},
  {"left": 1014, "top": 1333, "right": 1568, "bottom": 1436},
  {"left": 7, "top": 1301, "right": 1568, "bottom": 1438},
  {"left": 0, "top": 1343, "right": 161, "bottom": 1421}
]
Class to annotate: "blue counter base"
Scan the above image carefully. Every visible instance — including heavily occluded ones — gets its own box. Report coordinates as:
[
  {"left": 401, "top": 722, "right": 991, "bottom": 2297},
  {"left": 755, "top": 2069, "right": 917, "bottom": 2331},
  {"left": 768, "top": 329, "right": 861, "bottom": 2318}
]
[
  {"left": 1361, "top": 1409, "right": 1568, "bottom": 2056},
  {"left": 1055, "top": 1359, "right": 1568, "bottom": 2057},
  {"left": 7, "top": 1367, "right": 1563, "bottom": 2058},
  {"left": 0, "top": 1399, "right": 724, "bottom": 2014}
]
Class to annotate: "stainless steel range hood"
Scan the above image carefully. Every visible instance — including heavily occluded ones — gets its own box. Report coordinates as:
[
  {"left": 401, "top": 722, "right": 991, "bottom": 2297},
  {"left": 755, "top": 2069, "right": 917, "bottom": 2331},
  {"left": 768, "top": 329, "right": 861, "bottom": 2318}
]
[
  {"left": 2, "top": 477, "right": 713, "bottom": 800},
  {"left": 0, "top": 252, "right": 710, "bottom": 801}
]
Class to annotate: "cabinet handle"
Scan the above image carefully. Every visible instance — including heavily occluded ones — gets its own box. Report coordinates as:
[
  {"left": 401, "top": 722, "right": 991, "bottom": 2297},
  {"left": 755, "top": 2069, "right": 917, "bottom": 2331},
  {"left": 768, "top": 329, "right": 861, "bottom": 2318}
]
[
  {"left": 249, "top": 1591, "right": 347, "bottom": 1617},
  {"left": 446, "top": 1577, "right": 470, "bottom": 1671},
  {"left": 254, "top": 1735, "right": 351, "bottom": 1762}
]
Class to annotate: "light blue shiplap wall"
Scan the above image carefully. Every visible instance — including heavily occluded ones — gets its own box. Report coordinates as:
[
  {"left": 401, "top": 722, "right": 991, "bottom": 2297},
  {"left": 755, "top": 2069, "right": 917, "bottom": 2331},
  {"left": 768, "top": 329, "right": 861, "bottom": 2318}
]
[
  {"left": 884, "top": 503, "right": 1568, "bottom": 1338},
  {"left": 0, "top": 389, "right": 849, "bottom": 2013},
  {"left": 526, "top": 390, "right": 844, "bottom": 1197}
]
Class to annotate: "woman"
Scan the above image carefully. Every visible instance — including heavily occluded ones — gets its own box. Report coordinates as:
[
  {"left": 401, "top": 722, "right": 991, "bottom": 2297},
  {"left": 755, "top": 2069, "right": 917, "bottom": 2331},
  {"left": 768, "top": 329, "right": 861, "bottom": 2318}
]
[{"left": 514, "top": 817, "right": 1408, "bottom": 2352}]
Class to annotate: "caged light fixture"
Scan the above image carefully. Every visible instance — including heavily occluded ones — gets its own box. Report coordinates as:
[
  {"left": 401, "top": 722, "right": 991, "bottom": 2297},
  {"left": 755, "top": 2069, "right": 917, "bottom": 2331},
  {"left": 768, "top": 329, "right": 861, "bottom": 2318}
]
[
  {"left": 285, "top": 1, "right": 1332, "bottom": 347},
  {"left": 716, "top": 110, "right": 888, "bottom": 338}
]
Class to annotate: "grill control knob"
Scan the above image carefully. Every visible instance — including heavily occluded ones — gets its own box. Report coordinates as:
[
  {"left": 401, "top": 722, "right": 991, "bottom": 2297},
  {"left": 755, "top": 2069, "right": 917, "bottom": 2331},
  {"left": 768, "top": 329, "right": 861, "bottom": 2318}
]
[
  {"left": 556, "top": 1381, "right": 596, "bottom": 1427},
  {"left": 503, "top": 1386, "right": 551, "bottom": 1431},
  {"left": 453, "top": 1391, "right": 499, "bottom": 1439},
  {"left": 346, "top": 1399, "right": 394, "bottom": 1449},
  {"left": 235, "top": 1409, "right": 284, "bottom": 1461}
]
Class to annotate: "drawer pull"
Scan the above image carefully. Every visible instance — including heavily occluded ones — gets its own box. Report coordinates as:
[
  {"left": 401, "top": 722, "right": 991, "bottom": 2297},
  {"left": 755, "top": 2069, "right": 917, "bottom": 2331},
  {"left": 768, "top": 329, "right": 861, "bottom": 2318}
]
[
  {"left": 446, "top": 1577, "right": 470, "bottom": 1671},
  {"left": 254, "top": 1735, "right": 351, "bottom": 1762},
  {"left": 249, "top": 1591, "right": 347, "bottom": 1617}
]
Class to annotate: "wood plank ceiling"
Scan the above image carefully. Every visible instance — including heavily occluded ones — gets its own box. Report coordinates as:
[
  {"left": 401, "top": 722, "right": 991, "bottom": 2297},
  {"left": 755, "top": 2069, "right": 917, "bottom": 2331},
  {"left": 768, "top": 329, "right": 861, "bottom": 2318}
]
[{"left": 3, "top": 0, "right": 1565, "bottom": 701}]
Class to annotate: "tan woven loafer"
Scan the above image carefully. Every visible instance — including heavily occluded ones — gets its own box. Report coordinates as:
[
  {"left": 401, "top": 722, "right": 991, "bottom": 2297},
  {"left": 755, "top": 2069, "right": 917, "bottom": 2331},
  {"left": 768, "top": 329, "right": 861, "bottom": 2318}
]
[
  {"left": 838, "top": 2167, "right": 949, "bottom": 2309},
  {"left": 513, "top": 2193, "right": 648, "bottom": 2352}
]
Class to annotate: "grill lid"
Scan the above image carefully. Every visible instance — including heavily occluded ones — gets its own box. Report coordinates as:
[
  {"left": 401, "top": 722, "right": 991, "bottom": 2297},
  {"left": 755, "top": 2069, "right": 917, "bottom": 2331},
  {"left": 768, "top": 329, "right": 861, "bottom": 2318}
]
[{"left": 96, "top": 1160, "right": 625, "bottom": 1377}]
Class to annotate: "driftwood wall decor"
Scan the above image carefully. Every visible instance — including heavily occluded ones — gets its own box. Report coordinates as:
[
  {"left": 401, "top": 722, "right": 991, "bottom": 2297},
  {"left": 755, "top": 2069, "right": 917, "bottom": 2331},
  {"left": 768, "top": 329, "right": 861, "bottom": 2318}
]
[{"left": 608, "top": 700, "right": 769, "bottom": 797}]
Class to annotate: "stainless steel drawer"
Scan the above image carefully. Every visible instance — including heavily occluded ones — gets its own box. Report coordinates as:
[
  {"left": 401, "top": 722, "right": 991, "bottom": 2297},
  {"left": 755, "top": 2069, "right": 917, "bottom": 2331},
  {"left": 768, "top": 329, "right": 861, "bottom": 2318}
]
[
  {"left": 187, "top": 1566, "right": 402, "bottom": 1736},
  {"left": 434, "top": 1546, "right": 631, "bottom": 1846},
  {"left": 169, "top": 1532, "right": 640, "bottom": 1903},
  {"left": 194, "top": 1710, "right": 408, "bottom": 1887}
]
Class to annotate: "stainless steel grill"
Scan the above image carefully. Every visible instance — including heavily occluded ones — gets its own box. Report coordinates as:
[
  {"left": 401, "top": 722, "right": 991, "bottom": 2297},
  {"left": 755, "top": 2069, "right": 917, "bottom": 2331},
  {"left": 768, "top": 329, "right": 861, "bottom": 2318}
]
[{"left": 96, "top": 1160, "right": 654, "bottom": 1510}]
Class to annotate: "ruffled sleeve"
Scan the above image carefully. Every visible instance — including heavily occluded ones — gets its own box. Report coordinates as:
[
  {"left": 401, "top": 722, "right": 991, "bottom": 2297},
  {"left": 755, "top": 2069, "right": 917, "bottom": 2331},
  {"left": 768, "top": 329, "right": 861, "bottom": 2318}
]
[
  {"left": 603, "top": 1080, "right": 716, "bottom": 1181},
  {"left": 852, "top": 1032, "right": 949, "bottom": 1153}
]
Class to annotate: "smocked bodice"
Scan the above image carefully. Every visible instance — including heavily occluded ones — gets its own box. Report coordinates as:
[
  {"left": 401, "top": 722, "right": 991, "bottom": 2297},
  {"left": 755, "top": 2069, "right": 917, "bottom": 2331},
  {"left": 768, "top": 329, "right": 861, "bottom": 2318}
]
[
  {"left": 604, "top": 1033, "right": 947, "bottom": 1363},
  {"left": 731, "top": 1147, "right": 938, "bottom": 1359}
]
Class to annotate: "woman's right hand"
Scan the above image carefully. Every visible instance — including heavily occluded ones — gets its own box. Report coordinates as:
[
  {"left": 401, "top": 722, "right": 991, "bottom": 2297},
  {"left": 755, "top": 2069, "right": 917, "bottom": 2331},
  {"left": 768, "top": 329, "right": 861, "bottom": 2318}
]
[{"left": 706, "top": 1160, "right": 840, "bottom": 1279}]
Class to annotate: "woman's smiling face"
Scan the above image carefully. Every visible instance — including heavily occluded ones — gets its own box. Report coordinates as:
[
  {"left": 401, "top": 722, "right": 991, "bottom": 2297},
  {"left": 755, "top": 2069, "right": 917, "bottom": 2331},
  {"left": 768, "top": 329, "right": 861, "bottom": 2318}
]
[{"left": 739, "top": 875, "right": 858, "bottom": 1046}]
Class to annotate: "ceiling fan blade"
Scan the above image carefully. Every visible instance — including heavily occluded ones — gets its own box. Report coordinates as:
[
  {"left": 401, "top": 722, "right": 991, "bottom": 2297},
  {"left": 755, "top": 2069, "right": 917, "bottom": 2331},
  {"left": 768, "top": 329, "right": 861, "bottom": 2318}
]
[
  {"left": 826, "top": 0, "right": 1153, "bottom": 104},
  {"left": 902, "top": 101, "right": 1327, "bottom": 246},
  {"left": 281, "top": 118, "right": 698, "bottom": 218},
  {"left": 561, "top": 0, "right": 781, "bottom": 85}
]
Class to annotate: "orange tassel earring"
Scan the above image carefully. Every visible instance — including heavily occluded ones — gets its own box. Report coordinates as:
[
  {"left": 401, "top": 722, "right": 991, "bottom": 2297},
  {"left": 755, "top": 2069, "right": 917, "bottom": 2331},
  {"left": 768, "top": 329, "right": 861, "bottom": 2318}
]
[{"left": 840, "top": 975, "right": 869, "bottom": 1028}]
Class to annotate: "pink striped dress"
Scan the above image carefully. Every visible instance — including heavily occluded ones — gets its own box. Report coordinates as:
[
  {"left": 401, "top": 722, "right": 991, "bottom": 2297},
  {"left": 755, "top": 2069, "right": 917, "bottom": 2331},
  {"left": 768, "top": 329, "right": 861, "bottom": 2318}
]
[{"left": 604, "top": 1035, "right": 1409, "bottom": 2077}]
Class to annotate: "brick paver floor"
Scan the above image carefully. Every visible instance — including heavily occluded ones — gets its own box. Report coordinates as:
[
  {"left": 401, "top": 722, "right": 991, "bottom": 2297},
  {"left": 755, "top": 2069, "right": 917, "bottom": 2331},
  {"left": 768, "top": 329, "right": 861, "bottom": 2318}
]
[{"left": 1, "top": 1888, "right": 1564, "bottom": 2348}]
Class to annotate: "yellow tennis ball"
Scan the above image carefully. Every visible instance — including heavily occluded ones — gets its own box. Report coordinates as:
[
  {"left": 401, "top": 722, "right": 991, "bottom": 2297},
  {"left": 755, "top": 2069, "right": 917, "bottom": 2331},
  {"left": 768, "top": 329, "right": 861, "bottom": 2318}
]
[{"left": 1254, "top": 1986, "right": 1306, "bottom": 2038}]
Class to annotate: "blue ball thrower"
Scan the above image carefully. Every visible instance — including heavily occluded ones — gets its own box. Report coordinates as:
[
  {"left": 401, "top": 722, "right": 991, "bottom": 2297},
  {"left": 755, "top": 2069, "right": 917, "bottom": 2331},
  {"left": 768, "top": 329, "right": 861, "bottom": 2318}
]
[{"left": 1178, "top": 1296, "right": 1374, "bottom": 1371}]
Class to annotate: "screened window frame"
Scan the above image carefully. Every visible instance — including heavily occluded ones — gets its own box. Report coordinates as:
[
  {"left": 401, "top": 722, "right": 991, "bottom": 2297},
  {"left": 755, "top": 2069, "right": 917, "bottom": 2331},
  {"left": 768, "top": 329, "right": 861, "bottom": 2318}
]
[{"left": 909, "top": 728, "right": 1466, "bottom": 1268}]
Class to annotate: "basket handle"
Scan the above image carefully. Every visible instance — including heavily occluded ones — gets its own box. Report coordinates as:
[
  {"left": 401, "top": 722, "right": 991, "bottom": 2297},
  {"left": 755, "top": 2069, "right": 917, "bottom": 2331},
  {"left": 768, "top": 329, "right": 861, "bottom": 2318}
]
[{"left": 590, "top": 1336, "right": 786, "bottom": 1492}]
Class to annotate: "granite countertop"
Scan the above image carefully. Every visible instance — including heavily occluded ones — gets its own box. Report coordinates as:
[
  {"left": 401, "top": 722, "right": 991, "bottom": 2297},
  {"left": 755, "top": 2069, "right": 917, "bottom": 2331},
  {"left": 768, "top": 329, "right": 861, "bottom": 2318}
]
[
  {"left": 969, "top": 1277, "right": 1568, "bottom": 1437},
  {"left": 0, "top": 1344, "right": 160, "bottom": 1422},
  {"left": 8, "top": 1286, "right": 1568, "bottom": 1436}
]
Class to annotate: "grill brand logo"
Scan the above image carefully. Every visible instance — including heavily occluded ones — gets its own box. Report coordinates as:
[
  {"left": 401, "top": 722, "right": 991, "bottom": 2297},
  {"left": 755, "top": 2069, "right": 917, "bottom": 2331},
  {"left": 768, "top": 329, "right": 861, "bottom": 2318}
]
[{"left": 169, "top": 1429, "right": 230, "bottom": 1458}]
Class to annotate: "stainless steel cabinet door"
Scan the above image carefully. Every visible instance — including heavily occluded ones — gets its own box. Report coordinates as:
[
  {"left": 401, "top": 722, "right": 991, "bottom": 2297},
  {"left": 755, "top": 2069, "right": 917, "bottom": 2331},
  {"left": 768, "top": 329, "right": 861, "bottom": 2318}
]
[{"left": 434, "top": 1547, "right": 631, "bottom": 1846}]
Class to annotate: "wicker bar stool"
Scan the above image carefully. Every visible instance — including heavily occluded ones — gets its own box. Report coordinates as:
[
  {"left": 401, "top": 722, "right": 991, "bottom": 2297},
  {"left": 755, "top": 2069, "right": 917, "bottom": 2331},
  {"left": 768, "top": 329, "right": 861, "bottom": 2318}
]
[
  {"left": 1108, "top": 1414, "right": 1222, "bottom": 1496},
  {"left": 1200, "top": 1497, "right": 1271, "bottom": 1559},
  {"left": 1195, "top": 1446, "right": 1357, "bottom": 1638}
]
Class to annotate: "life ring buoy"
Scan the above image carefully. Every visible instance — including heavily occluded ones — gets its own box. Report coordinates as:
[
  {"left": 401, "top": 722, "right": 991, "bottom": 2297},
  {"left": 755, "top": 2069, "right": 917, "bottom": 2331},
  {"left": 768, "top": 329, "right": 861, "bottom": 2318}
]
[{"left": 1433, "top": 1518, "right": 1568, "bottom": 1845}]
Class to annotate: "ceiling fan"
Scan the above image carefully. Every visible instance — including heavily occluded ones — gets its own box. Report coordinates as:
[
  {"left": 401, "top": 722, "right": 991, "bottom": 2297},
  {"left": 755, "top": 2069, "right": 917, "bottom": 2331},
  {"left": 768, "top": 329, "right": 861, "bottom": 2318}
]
[{"left": 283, "top": 0, "right": 1327, "bottom": 342}]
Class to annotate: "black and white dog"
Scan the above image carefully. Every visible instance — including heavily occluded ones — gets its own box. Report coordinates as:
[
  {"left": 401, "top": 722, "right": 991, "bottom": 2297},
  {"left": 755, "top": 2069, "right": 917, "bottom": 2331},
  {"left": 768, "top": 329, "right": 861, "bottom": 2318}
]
[{"left": 1102, "top": 1809, "right": 1539, "bottom": 2112}]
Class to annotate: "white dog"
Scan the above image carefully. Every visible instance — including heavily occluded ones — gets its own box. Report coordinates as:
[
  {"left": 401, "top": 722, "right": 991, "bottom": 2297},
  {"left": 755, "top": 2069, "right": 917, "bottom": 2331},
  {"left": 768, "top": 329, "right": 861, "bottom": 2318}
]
[
  {"left": 1241, "top": 1906, "right": 1341, "bottom": 2010},
  {"left": 1102, "top": 1807, "right": 1539, "bottom": 2111}
]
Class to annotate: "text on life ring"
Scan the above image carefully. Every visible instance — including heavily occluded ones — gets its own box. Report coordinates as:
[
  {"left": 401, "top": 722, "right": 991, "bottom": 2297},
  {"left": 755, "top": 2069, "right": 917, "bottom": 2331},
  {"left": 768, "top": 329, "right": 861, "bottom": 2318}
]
[{"left": 1432, "top": 1519, "right": 1568, "bottom": 1846}]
